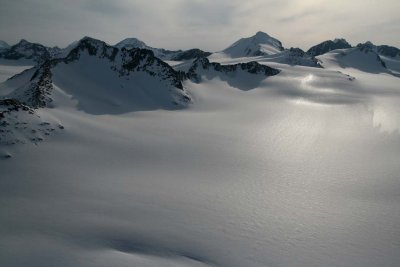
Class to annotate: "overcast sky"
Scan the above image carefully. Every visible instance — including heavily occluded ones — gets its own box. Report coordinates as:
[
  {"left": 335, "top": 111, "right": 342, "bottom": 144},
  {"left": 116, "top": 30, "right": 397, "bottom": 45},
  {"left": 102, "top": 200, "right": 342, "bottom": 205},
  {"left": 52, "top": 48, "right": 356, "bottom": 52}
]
[{"left": 0, "top": 0, "right": 399, "bottom": 51}]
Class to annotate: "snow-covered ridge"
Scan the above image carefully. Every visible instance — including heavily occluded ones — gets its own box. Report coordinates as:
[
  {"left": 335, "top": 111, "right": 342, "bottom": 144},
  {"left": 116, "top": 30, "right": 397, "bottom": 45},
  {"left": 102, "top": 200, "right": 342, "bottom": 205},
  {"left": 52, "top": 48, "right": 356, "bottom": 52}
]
[
  {"left": 187, "top": 57, "right": 280, "bottom": 81},
  {"left": 115, "top": 37, "right": 211, "bottom": 61},
  {"left": 356, "top": 41, "right": 400, "bottom": 58},
  {"left": 65, "top": 37, "right": 187, "bottom": 90},
  {"left": 8, "top": 61, "right": 53, "bottom": 108}
]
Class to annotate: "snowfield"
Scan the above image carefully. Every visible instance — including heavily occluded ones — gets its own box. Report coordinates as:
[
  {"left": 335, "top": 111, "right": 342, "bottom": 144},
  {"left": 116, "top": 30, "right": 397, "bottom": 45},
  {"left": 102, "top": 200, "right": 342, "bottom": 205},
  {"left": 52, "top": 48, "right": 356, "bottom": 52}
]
[{"left": 1, "top": 37, "right": 400, "bottom": 267}]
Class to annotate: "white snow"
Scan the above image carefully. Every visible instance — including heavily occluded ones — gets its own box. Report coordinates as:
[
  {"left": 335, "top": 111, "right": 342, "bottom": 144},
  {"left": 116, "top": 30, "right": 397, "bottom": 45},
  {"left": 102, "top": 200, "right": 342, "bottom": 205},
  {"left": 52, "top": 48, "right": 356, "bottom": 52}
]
[{"left": 1, "top": 39, "right": 400, "bottom": 267}]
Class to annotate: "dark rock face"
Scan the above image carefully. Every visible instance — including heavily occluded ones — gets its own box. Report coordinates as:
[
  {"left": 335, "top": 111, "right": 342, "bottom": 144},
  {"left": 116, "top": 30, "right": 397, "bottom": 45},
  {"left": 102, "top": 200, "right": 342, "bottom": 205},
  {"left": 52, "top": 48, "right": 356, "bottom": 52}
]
[
  {"left": 307, "top": 39, "right": 352, "bottom": 57},
  {"left": 356, "top": 41, "right": 375, "bottom": 53},
  {"left": 26, "top": 61, "right": 54, "bottom": 108},
  {"left": 0, "top": 99, "right": 33, "bottom": 119},
  {"left": 1, "top": 61, "right": 54, "bottom": 110},
  {"left": 114, "top": 37, "right": 180, "bottom": 60},
  {"left": 0, "top": 39, "right": 50, "bottom": 63},
  {"left": 171, "top": 49, "right": 212, "bottom": 61},
  {"left": 120, "top": 48, "right": 186, "bottom": 90},
  {"left": 288, "top": 47, "right": 306, "bottom": 57},
  {"left": 286, "top": 48, "right": 321, "bottom": 67},
  {"left": 187, "top": 57, "right": 280, "bottom": 82},
  {"left": 377, "top": 45, "right": 400, "bottom": 58}
]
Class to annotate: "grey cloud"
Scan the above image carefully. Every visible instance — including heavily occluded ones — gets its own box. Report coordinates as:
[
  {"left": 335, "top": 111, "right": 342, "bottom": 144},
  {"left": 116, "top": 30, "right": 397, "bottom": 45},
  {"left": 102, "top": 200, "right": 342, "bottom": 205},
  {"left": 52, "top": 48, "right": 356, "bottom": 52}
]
[
  {"left": 0, "top": 0, "right": 399, "bottom": 51},
  {"left": 82, "top": 0, "right": 126, "bottom": 15},
  {"left": 179, "top": 0, "right": 237, "bottom": 27},
  {"left": 278, "top": 9, "right": 322, "bottom": 23}
]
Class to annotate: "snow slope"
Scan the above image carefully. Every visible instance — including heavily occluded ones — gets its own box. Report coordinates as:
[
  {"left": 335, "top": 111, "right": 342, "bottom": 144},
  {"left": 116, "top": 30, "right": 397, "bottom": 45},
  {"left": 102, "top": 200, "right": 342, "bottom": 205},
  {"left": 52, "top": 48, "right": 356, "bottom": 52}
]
[
  {"left": 317, "top": 47, "right": 390, "bottom": 75},
  {"left": 1, "top": 36, "right": 400, "bottom": 267}
]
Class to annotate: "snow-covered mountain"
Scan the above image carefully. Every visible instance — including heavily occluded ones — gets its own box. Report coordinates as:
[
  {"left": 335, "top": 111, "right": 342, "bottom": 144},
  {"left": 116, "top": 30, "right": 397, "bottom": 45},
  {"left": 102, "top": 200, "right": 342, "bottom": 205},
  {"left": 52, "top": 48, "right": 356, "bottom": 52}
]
[
  {"left": 0, "top": 36, "right": 195, "bottom": 144},
  {"left": 0, "top": 39, "right": 50, "bottom": 63},
  {"left": 352, "top": 42, "right": 400, "bottom": 75},
  {"left": 222, "top": 31, "right": 284, "bottom": 57},
  {"left": 211, "top": 32, "right": 320, "bottom": 67},
  {"left": 4, "top": 37, "right": 191, "bottom": 112},
  {"left": 307, "top": 38, "right": 352, "bottom": 57},
  {"left": 115, "top": 37, "right": 210, "bottom": 61}
]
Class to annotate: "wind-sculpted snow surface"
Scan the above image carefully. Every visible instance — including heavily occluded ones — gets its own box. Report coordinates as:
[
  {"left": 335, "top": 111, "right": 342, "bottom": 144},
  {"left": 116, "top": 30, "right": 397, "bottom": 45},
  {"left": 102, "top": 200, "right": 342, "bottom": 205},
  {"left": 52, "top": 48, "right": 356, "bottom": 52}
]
[{"left": 1, "top": 34, "right": 400, "bottom": 267}]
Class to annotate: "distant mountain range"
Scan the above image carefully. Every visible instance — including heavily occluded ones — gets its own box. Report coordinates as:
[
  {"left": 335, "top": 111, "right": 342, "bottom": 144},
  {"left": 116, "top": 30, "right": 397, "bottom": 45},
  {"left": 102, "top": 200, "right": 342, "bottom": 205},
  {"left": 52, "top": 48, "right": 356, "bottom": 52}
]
[{"left": 1, "top": 31, "right": 399, "bottom": 67}]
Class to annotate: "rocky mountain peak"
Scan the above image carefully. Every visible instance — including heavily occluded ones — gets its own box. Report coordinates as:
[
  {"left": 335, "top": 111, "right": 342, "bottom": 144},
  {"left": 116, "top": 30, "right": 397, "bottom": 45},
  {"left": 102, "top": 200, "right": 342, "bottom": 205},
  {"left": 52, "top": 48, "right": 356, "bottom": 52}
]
[
  {"left": 356, "top": 41, "right": 376, "bottom": 53},
  {"left": 307, "top": 38, "right": 352, "bottom": 57}
]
